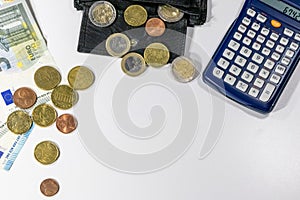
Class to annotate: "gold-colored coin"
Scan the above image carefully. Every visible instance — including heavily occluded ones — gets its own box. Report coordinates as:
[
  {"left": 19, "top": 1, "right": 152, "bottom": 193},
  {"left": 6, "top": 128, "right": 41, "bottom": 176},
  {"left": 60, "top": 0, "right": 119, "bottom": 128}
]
[
  {"left": 34, "top": 66, "right": 61, "bottom": 90},
  {"left": 68, "top": 66, "right": 95, "bottom": 90},
  {"left": 144, "top": 43, "right": 170, "bottom": 67},
  {"left": 51, "top": 85, "right": 79, "bottom": 110},
  {"left": 121, "top": 52, "right": 147, "bottom": 76},
  {"left": 124, "top": 5, "right": 148, "bottom": 27},
  {"left": 106, "top": 33, "right": 131, "bottom": 57},
  {"left": 157, "top": 4, "right": 184, "bottom": 23},
  {"left": 171, "top": 56, "right": 197, "bottom": 83},
  {"left": 7, "top": 110, "right": 32, "bottom": 134},
  {"left": 32, "top": 104, "right": 57, "bottom": 127},
  {"left": 88, "top": 1, "right": 117, "bottom": 27},
  {"left": 34, "top": 141, "right": 60, "bottom": 165}
]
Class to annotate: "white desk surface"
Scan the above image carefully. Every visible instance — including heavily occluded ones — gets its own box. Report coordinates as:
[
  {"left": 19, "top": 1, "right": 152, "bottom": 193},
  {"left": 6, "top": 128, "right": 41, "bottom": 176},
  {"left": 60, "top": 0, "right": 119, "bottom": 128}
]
[{"left": 2, "top": 0, "right": 300, "bottom": 199}]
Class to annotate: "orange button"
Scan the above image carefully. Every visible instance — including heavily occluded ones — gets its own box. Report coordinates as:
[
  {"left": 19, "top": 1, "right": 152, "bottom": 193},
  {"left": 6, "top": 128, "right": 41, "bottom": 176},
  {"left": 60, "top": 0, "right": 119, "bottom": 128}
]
[{"left": 271, "top": 20, "right": 282, "bottom": 28}]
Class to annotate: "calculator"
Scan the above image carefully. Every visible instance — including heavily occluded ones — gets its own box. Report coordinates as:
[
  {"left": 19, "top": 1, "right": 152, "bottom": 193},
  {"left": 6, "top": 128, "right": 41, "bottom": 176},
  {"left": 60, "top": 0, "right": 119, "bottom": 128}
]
[{"left": 203, "top": 0, "right": 300, "bottom": 113}]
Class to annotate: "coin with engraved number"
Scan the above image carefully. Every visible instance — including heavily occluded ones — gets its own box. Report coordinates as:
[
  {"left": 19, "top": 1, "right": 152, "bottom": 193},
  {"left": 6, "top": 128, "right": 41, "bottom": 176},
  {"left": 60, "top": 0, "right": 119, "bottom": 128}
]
[
  {"left": 56, "top": 114, "right": 78, "bottom": 134},
  {"left": 144, "top": 43, "right": 170, "bottom": 67},
  {"left": 34, "top": 141, "right": 60, "bottom": 165},
  {"left": 89, "top": 1, "right": 116, "bottom": 27},
  {"left": 124, "top": 5, "right": 148, "bottom": 27},
  {"left": 34, "top": 66, "right": 61, "bottom": 90},
  {"left": 171, "top": 56, "right": 197, "bottom": 83},
  {"left": 145, "top": 18, "right": 166, "bottom": 37},
  {"left": 13, "top": 87, "right": 37, "bottom": 109},
  {"left": 40, "top": 178, "right": 60, "bottom": 197},
  {"left": 32, "top": 104, "right": 57, "bottom": 127},
  {"left": 106, "top": 33, "right": 131, "bottom": 57},
  {"left": 121, "top": 52, "right": 147, "bottom": 76},
  {"left": 7, "top": 110, "right": 32, "bottom": 134},
  {"left": 157, "top": 4, "right": 184, "bottom": 23},
  {"left": 68, "top": 66, "right": 95, "bottom": 90},
  {"left": 51, "top": 85, "right": 79, "bottom": 110}
]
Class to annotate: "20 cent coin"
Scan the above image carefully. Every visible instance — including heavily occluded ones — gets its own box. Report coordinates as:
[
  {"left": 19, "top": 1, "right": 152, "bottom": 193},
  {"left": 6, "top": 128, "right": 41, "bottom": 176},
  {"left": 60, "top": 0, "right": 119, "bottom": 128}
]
[
  {"left": 124, "top": 5, "right": 148, "bottom": 27},
  {"left": 144, "top": 43, "right": 170, "bottom": 67}
]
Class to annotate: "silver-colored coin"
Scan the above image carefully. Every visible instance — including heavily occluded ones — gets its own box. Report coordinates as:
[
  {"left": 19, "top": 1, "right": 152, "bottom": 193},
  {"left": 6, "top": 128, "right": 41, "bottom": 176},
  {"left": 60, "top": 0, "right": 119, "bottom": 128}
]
[
  {"left": 89, "top": 1, "right": 117, "bottom": 27},
  {"left": 106, "top": 33, "right": 131, "bottom": 57},
  {"left": 157, "top": 4, "right": 184, "bottom": 23},
  {"left": 121, "top": 52, "right": 147, "bottom": 77},
  {"left": 171, "top": 56, "right": 197, "bottom": 83}
]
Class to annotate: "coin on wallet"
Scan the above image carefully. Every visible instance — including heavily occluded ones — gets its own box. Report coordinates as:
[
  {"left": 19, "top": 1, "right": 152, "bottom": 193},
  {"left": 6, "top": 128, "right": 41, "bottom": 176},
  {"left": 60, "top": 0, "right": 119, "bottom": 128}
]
[
  {"left": 89, "top": 1, "right": 117, "bottom": 27},
  {"left": 144, "top": 43, "right": 170, "bottom": 68},
  {"left": 157, "top": 4, "right": 184, "bottom": 23},
  {"left": 145, "top": 18, "right": 166, "bottom": 37},
  {"left": 171, "top": 56, "right": 197, "bottom": 83},
  {"left": 105, "top": 33, "right": 131, "bottom": 57},
  {"left": 121, "top": 52, "right": 147, "bottom": 77},
  {"left": 124, "top": 5, "right": 148, "bottom": 27}
]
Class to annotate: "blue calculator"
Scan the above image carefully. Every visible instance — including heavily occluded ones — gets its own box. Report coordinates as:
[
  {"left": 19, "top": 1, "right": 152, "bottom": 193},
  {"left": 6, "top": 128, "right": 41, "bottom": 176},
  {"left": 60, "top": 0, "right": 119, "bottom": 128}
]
[{"left": 203, "top": 0, "right": 300, "bottom": 113}]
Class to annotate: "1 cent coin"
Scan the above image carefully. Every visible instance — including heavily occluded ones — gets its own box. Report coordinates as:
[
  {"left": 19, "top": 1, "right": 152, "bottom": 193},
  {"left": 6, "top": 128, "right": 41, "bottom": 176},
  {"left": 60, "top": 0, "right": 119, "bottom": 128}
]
[
  {"left": 40, "top": 178, "right": 59, "bottom": 197},
  {"left": 51, "top": 85, "right": 79, "bottom": 110},
  {"left": 121, "top": 52, "right": 147, "bottom": 76},
  {"left": 124, "top": 5, "right": 148, "bottom": 27},
  {"left": 34, "top": 66, "right": 61, "bottom": 90},
  {"left": 56, "top": 114, "right": 78, "bottom": 134},
  {"left": 145, "top": 18, "right": 166, "bottom": 37},
  {"left": 106, "top": 33, "right": 131, "bottom": 57},
  {"left": 34, "top": 141, "right": 60, "bottom": 165},
  {"left": 89, "top": 1, "right": 116, "bottom": 27},
  {"left": 144, "top": 43, "right": 170, "bottom": 67},
  {"left": 157, "top": 4, "right": 184, "bottom": 23},
  {"left": 7, "top": 110, "right": 32, "bottom": 134},
  {"left": 13, "top": 87, "right": 37, "bottom": 109},
  {"left": 68, "top": 66, "right": 95, "bottom": 90},
  {"left": 32, "top": 104, "right": 57, "bottom": 127}
]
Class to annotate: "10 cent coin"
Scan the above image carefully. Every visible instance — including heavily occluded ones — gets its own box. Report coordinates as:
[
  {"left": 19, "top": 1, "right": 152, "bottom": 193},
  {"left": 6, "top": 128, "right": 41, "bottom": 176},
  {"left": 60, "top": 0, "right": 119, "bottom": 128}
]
[
  {"left": 124, "top": 5, "right": 148, "bottom": 27},
  {"left": 7, "top": 110, "right": 32, "bottom": 134},
  {"left": 51, "top": 85, "right": 79, "bottom": 110},
  {"left": 32, "top": 104, "right": 57, "bottom": 127},
  {"left": 34, "top": 141, "right": 60, "bottom": 165},
  {"left": 89, "top": 1, "right": 116, "bottom": 27},
  {"left": 34, "top": 66, "right": 61, "bottom": 90}
]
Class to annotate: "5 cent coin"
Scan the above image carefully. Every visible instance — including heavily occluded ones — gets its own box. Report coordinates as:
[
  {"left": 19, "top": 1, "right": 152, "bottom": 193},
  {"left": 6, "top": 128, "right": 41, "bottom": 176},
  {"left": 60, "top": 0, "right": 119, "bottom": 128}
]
[
  {"left": 13, "top": 87, "right": 37, "bottom": 109},
  {"left": 40, "top": 178, "right": 60, "bottom": 197},
  {"left": 56, "top": 114, "right": 78, "bottom": 134},
  {"left": 124, "top": 5, "right": 148, "bottom": 27},
  {"left": 145, "top": 18, "right": 166, "bottom": 37},
  {"left": 68, "top": 66, "right": 95, "bottom": 90},
  {"left": 89, "top": 1, "right": 116, "bottom": 27},
  {"left": 32, "top": 104, "right": 57, "bottom": 127},
  {"left": 7, "top": 110, "right": 32, "bottom": 134},
  {"left": 34, "top": 141, "right": 60, "bottom": 165},
  {"left": 34, "top": 66, "right": 61, "bottom": 90}
]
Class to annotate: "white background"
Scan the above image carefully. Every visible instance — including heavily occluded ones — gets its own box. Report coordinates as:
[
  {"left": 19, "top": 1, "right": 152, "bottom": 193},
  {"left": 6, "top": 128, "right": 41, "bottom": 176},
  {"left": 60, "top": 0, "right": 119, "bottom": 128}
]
[{"left": 2, "top": 0, "right": 300, "bottom": 199}]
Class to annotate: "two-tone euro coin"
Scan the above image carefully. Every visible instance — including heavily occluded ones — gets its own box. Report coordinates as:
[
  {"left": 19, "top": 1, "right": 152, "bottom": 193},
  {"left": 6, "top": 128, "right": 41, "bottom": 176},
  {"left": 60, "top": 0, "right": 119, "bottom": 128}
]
[{"left": 89, "top": 1, "right": 117, "bottom": 27}]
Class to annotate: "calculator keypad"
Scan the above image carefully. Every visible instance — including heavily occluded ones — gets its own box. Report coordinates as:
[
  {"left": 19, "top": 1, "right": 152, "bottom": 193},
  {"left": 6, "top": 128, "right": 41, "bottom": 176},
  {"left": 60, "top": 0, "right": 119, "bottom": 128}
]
[{"left": 212, "top": 8, "right": 300, "bottom": 103}]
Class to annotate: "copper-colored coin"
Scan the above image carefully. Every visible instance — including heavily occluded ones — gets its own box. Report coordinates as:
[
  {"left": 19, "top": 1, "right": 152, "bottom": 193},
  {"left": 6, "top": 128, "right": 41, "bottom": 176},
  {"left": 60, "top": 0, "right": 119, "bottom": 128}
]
[
  {"left": 56, "top": 114, "right": 78, "bottom": 134},
  {"left": 40, "top": 178, "right": 59, "bottom": 197},
  {"left": 13, "top": 87, "right": 37, "bottom": 109},
  {"left": 145, "top": 18, "right": 166, "bottom": 37}
]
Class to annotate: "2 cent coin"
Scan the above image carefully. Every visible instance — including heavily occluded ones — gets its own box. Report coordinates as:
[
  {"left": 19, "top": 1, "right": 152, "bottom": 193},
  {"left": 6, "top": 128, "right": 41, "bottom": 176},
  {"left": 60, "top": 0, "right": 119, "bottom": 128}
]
[{"left": 13, "top": 87, "right": 37, "bottom": 109}]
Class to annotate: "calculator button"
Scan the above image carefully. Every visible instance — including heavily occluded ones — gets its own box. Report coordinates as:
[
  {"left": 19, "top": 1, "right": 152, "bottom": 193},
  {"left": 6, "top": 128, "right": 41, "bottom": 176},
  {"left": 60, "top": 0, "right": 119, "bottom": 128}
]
[
  {"left": 281, "top": 57, "right": 290, "bottom": 66},
  {"left": 254, "top": 78, "right": 265, "bottom": 88},
  {"left": 262, "top": 47, "right": 271, "bottom": 56},
  {"left": 224, "top": 74, "right": 236, "bottom": 85},
  {"left": 257, "top": 35, "right": 265, "bottom": 43},
  {"left": 295, "top": 33, "right": 300, "bottom": 42},
  {"left": 270, "top": 33, "right": 279, "bottom": 41},
  {"left": 242, "top": 17, "right": 251, "bottom": 26},
  {"left": 252, "top": 53, "right": 264, "bottom": 64},
  {"left": 228, "top": 40, "right": 240, "bottom": 51},
  {"left": 280, "top": 37, "right": 289, "bottom": 46},
  {"left": 270, "top": 74, "right": 281, "bottom": 84},
  {"left": 238, "top": 25, "right": 247, "bottom": 33},
  {"left": 243, "top": 37, "right": 252, "bottom": 46},
  {"left": 271, "top": 19, "right": 282, "bottom": 28},
  {"left": 275, "top": 65, "right": 286, "bottom": 75},
  {"left": 264, "top": 59, "right": 275, "bottom": 70},
  {"left": 236, "top": 81, "right": 249, "bottom": 92},
  {"left": 234, "top": 32, "right": 243, "bottom": 41},
  {"left": 275, "top": 45, "right": 285, "bottom": 53},
  {"left": 266, "top": 40, "right": 275, "bottom": 48},
  {"left": 247, "top": 8, "right": 256, "bottom": 17},
  {"left": 271, "top": 52, "right": 281, "bottom": 61},
  {"left": 261, "top": 27, "right": 270, "bottom": 36},
  {"left": 257, "top": 14, "right": 267, "bottom": 23},
  {"left": 285, "top": 49, "right": 295, "bottom": 58},
  {"left": 290, "top": 42, "right": 299, "bottom": 51},
  {"left": 247, "top": 30, "right": 256, "bottom": 38},
  {"left": 240, "top": 46, "right": 252, "bottom": 57},
  {"left": 247, "top": 62, "right": 259, "bottom": 73},
  {"left": 217, "top": 58, "right": 230, "bottom": 69},
  {"left": 229, "top": 65, "right": 242, "bottom": 76},
  {"left": 241, "top": 71, "right": 254, "bottom": 83},
  {"left": 234, "top": 56, "right": 247, "bottom": 67},
  {"left": 259, "top": 68, "right": 270, "bottom": 79},
  {"left": 213, "top": 67, "right": 224, "bottom": 79},
  {"left": 249, "top": 87, "right": 259, "bottom": 98},
  {"left": 251, "top": 22, "right": 260, "bottom": 31},
  {"left": 284, "top": 28, "right": 294, "bottom": 37},
  {"left": 223, "top": 49, "right": 235, "bottom": 60},
  {"left": 252, "top": 42, "right": 261, "bottom": 51},
  {"left": 259, "top": 83, "right": 276, "bottom": 102}
]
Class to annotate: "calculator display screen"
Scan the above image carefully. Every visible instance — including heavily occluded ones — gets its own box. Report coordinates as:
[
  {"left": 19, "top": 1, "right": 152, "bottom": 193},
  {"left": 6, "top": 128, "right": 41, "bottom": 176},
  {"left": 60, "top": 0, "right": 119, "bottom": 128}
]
[{"left": 260, "top": 0, "right": 300, "bottom": 22}]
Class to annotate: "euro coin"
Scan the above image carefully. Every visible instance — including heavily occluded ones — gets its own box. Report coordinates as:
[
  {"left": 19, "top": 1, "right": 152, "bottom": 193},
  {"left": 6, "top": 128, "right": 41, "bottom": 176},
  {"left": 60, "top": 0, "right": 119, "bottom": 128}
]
[
  {"left": 145, "top": 18, "right": 166, "bottom": 37},
  {"left": 34, "top": 66, "right": 61, "bottom": 90},
  {"left": 32, "top": 104, "right": 57, "bottom": 127},
  {"left": 172, "top": 56, "right": 197, "bottom": 83},
  {"left": 106, "top": 33, "right": 131, "bottom": 57},
  {"left": 34, "top": 141, "right": 60, "bottom": 165},
  {"left": 40, "top": 178, "right": 60, "bottom": 197},
  {"left": 56, "top": 114, "right": 78, "bottom": 134},
  {"left": 13, "top": 87, "right": 37, "bottom": 109},
  {"left": 157, "top": 4, "right": 184, "bottom": 23},
  {"left": 121, "top": 53, "right": 147, "bottom": 76},
  {"left": 68, "top": 66, "right": 95, "bottom": 90},
  {"left": 144, "top": 43, "right": 170, "bottom": 67},
  {"left": 124, "top": 5, "right": 147, "bottom": 27},
  {"left": 51, "top": 85, "right": 79, "bottom": 110},
  {"left": 7, "top": 110, "right": 32, "bottom": 134},
  {"left": 89, "top": 1, "right": 116, "bottom": 27}
]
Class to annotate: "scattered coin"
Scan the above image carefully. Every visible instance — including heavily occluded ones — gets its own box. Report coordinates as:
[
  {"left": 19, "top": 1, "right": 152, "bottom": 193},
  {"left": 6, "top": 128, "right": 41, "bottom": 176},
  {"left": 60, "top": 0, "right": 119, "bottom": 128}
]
[
  {"left": 56, "top": 114, "right": 78, "bottom": 134},
  {"left": 124, "top": 5, "right": 148, "bottom": 27},
  {"left": 34, "top": 66, "right": 61, "bottom": 90},
  {"left": 171, "top": 56, "right": 197, "bottom": 83},
  {"left": 121, "top": 52, "right": 147, "bottom": 76},
  {"left": 32, "top": 104, "right": 57, "bottom": 127},
  {"left": 68, "top": 66, "right": 95, "bottom": 90},
  {"left": 157, "top": 4, "right": 184, "bottom": 23},
  {"left": 51, "top": 85, "right": 79, "bottom": 110},
  {"left": 13, "top": 87, "right": 37, "bottom": 109},
  {"left": 40, "top": 178, "right": 60, "bottom": 197},
  {"left": 89, "top": 1, "right": 116, "bottom": 27},
  {"left": 7, "top": 110, "right": 32, "bottom": 134},
  {"left": 145, "top": 18, "right": 166, "bottom": 37},
  {"left": 144, "top": 43, "right": 170, "bottom": 67},
  {"left": 34, "top": 141, "right": 60, "bottom": 165},
  {"left": 106, "top": 33, "right": 131, "bottom": 57}
]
